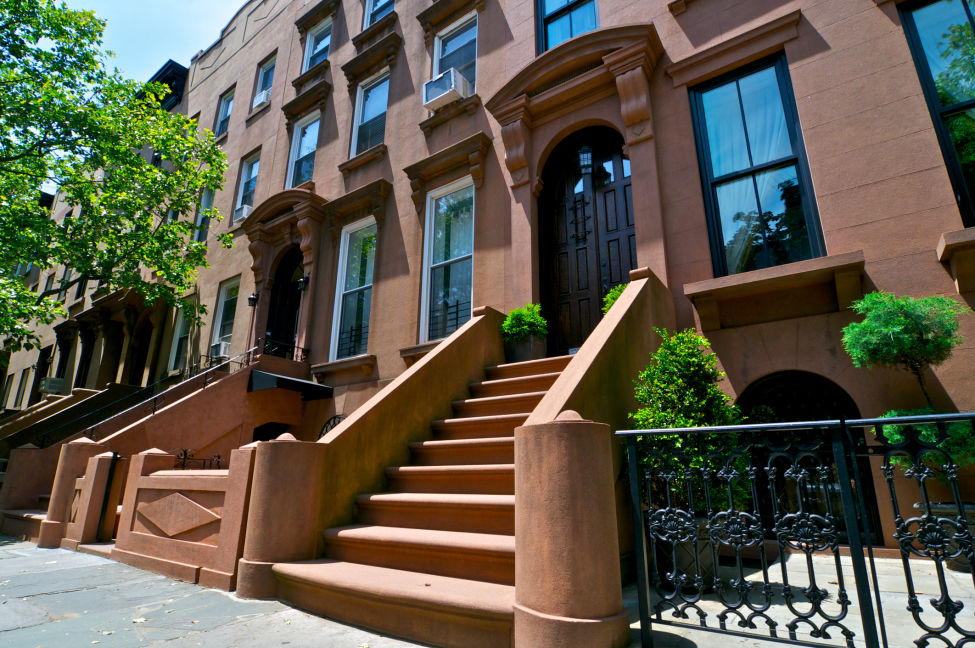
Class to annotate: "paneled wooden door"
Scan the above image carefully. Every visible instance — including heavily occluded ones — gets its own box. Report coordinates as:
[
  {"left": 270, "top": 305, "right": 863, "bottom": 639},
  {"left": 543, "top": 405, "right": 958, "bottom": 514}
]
[{"left": 540, "top": 128, "right": 635, "bottom": 356}]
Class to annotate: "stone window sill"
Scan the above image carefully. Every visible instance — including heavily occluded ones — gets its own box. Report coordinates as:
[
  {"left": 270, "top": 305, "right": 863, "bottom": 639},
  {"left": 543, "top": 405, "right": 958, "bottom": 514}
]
[
  {"left": 683, "top": 250, "right": 866, "bottom": 331},
  {"left": 311, "top": 354, "right": 377, "bottom": 381},
  {"left": 399, "top": 340, "right": 440, "bottom": 366},
  {"left": 292, "top": 59, "right": 331, "bottom": 91},
  {"left": 245, "top": 101, "right": 271, "bottom": 124},
  {"left": 214, "top": 131, "right": 229, "bottom": 146},
  {"left": 339, "top": 143, "right": 387, "bottom": 177},
  {"left": 419, "top": 95, "right": 481, "bottom": 137},
  {"left": 937, "top": 227, "right": 975, "bottom": 294},
  {"left": 352, "top": 11, "right": 398, "bottom": 51}
]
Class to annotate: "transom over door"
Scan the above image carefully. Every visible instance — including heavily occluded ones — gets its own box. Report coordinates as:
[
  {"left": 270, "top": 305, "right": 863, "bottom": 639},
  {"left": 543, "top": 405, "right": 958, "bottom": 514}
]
[{"left": 540, "top": 127, "right": 635, "bottom": 356}]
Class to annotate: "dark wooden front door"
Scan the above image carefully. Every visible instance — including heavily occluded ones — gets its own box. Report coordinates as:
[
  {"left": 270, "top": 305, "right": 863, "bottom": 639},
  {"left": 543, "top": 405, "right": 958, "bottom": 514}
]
[{"left": 540, "top": 128, "right": 636, "bottom": 355}]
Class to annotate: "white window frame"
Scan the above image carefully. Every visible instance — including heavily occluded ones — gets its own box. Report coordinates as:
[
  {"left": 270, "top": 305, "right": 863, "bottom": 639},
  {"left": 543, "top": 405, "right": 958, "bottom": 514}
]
[
  {"left": 253, "top": 57, "right": 275, "bottom": 109},
  {"left": 194, "top": 188, "right": 214, "bottom": 242},
  {"left": 364, "top": 0, "right": 394, "bottom": 28},
  {"left": 330, "top": 216, "right": 377, "bottom": 361},
  {"left": 215, "top": 89, "right": 234, "bottom": 135},
  {"left": 167, "top": 306, "right": 192, "bottom": 372},
  {"left": 211, "top": 278, "right": 240, "bottom": 347},
  {"left": 419, "top": 176, "right": 475, "bottom": 344},
  {"left": 235, "top": 152, "right": 261, "bottom": 219},
  {"left": 350, "top": 69, "right": 390, "bottom": 158},
  {"left": 287, "top": 110, "right": 321, "bottom": 188},
  {"left": 303, "top": 18, "right": 332, "bottom": 72},
  {"left": 433, "top": 12, "right": 478, "bottom": 91}
]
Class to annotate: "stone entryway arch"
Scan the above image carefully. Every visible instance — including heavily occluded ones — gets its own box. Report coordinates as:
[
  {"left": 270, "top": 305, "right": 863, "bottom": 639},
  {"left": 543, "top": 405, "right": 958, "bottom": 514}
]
[{"left": 485, "top": 24, "right": 668, "bottom": 311}]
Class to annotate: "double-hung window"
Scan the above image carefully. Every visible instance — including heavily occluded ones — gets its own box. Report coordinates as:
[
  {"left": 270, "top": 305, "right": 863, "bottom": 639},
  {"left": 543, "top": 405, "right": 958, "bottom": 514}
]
[
  {"left": 194, "top": 188, "right": 214, "bottom": 242},
  {"left": 538, "top": 0, "right": 597, "bottom": 52},
  {"left": 253, "top": 57, "right": 275, "bottom": 109},
  {"left": 352, "top": 73, "right": 390, "bottom": 156},
  {"left": 331, "top": 218, "right": 377, "bottom": 360},
  {"left": 304, "top": 18, "right": 332, "bottom": 71},
  {"left": 14, "top": 368, "right": 29, "bottom": 408},
  {"left": 365, "top": 0, "right": 394, "bottom": 27},
  {"left": 288, "top": 112, "right": 320, "bottom": 188},
  {"left": 215, "top": 89, "right": 234, "bottom": 136},
  {"left": 901, "top": 0, "right": 975, "bottom": 227},
  {"left": 422, "top": 179, "right": 474, "bottom": 342},
  {"left": 236, "top": 152, "right": 260, "bottom": 222},
  {"left": 211, "top": 278, "right": 239, "bottom": 357},
  {"left": 168, "top": 307, "right": 191, "bottom": 373},
  {"left": 690, "top": 56, "right": 822, "bottom": 276},
  {"left": 435, "top": 15, "right": 477, "bottom": 88}
]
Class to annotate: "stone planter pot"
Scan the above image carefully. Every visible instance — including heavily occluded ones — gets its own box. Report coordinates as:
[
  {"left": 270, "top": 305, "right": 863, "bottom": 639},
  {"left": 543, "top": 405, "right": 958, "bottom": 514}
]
[{"left": 503, "top": 336, "right": 546, "bottom": 364}]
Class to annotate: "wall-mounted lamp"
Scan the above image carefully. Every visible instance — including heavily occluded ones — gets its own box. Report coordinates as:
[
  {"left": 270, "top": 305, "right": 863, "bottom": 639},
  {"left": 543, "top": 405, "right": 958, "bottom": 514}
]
[
  {"left": 296, "top": 276, "right": 310, "bottom": 291},
  {"left": 247, "top": 292, "right": 259, "bottom": 307}
]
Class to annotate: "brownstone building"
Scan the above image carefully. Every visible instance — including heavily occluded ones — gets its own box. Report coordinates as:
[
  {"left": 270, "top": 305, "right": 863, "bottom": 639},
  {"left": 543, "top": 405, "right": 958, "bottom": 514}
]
[{"left": 2, "top": 0, "right": 975, "bottom": 646}]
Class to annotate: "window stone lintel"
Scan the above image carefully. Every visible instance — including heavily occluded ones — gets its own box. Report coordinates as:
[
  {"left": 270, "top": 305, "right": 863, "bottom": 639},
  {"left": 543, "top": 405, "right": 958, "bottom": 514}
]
[
  {"left": 937, "top": 228, "right": 975, "bottom": 294},
  {"left": 296, "top": 0, "right": 340, "bottom": 34},
  {"left": 342, "top": 32, "right": 402, "bottom": 93},
  {"left": 403, "top": 131, "right": 492, "bottom": 212},
  {"left": 418, "top": 0, "right": 484, "bottom": 46}
]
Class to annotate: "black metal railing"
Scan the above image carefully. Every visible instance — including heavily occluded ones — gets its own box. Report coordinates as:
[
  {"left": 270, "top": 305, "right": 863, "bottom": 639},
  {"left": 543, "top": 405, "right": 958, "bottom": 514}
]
[
  {"left": 172, "top": 449, "right": 222, "bottom": 470},
  {"left": 82, "top": 346, "right": 258, "bottom": 442},
  {"left": 261, "top": 337, "right": 309, "bottom": 362},
  {"left": 619, "top": 412, "right": 975, "bottom": 648}
]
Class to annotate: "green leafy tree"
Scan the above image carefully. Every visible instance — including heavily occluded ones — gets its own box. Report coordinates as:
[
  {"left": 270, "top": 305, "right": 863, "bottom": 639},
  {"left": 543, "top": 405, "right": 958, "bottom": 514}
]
[
  {"left": 841, "top": 292, "right": 969, "bottom": 407},
  {"left": 0, "top": 0, "right": 228, "bottom": 355},
  {"left": 601, "top": 283, "right": 626, "bottom": 315}
]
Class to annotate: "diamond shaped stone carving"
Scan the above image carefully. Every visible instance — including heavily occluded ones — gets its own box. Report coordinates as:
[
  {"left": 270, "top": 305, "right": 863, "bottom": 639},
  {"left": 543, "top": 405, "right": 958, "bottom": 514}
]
[{"left": 137, "top": 492, "right": 220, "bottom": 538}]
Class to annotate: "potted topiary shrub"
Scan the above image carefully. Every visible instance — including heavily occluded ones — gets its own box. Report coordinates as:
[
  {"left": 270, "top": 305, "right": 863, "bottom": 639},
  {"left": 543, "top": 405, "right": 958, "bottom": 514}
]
[
  {"left": 630, "top": 328, "right": 745, "bottom": 590},
  {"left": 842, "top": 291, "right": 974, "bottom": 570},
  {"left": 501, "top": 303, "right": 547, "bottom": 363}
]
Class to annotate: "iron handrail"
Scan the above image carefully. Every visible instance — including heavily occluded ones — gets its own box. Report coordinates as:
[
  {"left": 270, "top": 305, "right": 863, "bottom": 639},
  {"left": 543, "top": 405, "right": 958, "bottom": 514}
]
[{"left": 82, "top": 345, "right": 259, "bottom": 441}]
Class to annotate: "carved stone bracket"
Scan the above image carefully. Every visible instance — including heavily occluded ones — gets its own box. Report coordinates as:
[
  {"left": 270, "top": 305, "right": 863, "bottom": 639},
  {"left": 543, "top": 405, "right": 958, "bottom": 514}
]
[
  {"left": 603, "top": 43, "right": 658, "bottom": 144},
  {"left": 403, "top": 132, "right": 492, "bottom": 212},
  {"left": 417, "top": 0, "right": 485, "bottom": 46},
  {"left": 321, "top": 178, "right": 393, "bottom": 239},
  {"left": 341, "top": 32, "right": 402, "bottom": 93},
  {"left": 352, "top": 11, "right": 398, "bottom": 52}
]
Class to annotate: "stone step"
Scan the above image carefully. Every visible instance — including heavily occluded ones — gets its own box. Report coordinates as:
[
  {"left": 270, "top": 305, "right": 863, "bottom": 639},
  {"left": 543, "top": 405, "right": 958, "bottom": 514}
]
[
  {"left": 272, "top": 560, "right": 513, "bottom": 648},
  {"left": 452, "top": 392, "right": 545, "bottom": 418},
  {"left": 431, "top": 414, "right": 527, "bottom": 440},
  {"left": 385, "top": 464, "right": 514, "bottom": 495},
  {"left": 409, "top": 437, "right": 514, "bottom": 466},
  {"left": 468, "top": 372, "right": 561, "bottom": 398},
  {"left": 485, "top": 355, "right": 572, "bottom": 380},
  {"left": 323, "top": 525, "right": 514, "bottom": 585},
  {"left": 356, "top": 493, "right": 514, "bottom": 535},
  {"left": 0, "top": 509, "right": 45, "bottom": 543}
]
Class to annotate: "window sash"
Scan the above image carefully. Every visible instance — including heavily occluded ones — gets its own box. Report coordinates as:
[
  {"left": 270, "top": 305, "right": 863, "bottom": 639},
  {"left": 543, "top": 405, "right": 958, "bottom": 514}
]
[
  {"left": 305, "top": 21, "right": 331, "bottom": 70},
  {"left": 238, "top": 157, "right": 260, "bottom": 208},
  {"left": 436, "top": 18, "right": 477, "bottom": 87},
  {"left": 331, "top": 219, "right": 377, "bottom": 360},
  {"left": 422, "top": 180, "right": 474, "bottom": 343},
  {"left": 213, "top": 281, "right": 239, "bottom": 345},
  {"left": 194, "top": 188, "right": 213, "bottom": 242},
  {"left": 216, "top": 92, "right": 233, "bottom": 135},
  {"left": 539, "top": 0, "right": 597, "bottom": 51},
  {"left": 353, "top": 75, "right": 389, "bottom": 155},
  {"left": 168, "top": 308, "right": 191, "bottom": 372},
  {"left": 288, "top": 116, "right": 319, "bottom": 187},
  {"left": 367, "top": 0, "right": 394, "bottom": 26}
]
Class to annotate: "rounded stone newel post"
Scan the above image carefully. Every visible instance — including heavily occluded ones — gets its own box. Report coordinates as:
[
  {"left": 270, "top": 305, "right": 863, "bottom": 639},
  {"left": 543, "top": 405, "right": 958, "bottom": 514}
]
[{"left": 514, "top": 410, "right": 630, "bottom": 647}]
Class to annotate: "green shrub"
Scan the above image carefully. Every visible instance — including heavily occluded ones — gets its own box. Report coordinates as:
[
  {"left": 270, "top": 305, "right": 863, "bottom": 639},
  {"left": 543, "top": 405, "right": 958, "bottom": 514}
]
[
  {"left": 629, "top": 328, "right": 745, "bottom": 511},
  {"left": 501, "top": 303, "right": 547, "bottom": 343},
  {"left": 878, "top": 407, "right": 975, "bottom": 470},
  {"left": 601, "top": 283, "right": 627, "bottom": 315}
]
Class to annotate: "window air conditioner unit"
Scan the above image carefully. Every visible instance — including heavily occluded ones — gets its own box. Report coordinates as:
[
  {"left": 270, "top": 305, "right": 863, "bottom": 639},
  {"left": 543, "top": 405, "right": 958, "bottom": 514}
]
[
  {"left": 423, "top": 68, "right": 471, "bottom": 112},
  {"left": 234, "top": 204, "right": 252, "bottom": 222},
  {"left": 252, "top": 89, "right": 271, "bottom": 109},
  {"left": 210, "top": 341, "right": 231, "bottom": 359},
  {"left": 39, "top": 376, "right": 66, "bottom": 394}
]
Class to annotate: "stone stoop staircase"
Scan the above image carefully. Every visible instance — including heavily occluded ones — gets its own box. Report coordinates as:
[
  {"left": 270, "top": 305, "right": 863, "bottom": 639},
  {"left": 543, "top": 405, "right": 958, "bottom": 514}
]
[
  {"left": 0, "top": 492, "right": 50, "bottom": 542},
  {"left": 272, "top": 355, "right": 572, "bottom": 648}
]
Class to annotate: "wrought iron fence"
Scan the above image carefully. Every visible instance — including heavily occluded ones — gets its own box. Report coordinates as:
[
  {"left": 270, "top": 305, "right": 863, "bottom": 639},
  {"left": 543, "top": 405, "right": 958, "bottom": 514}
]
[
  {"left": 618, "top": 412, "right": 975, "bottom": 648},
  {"left": 261, "top": 337, "right": 309, "bottom": 362},
  {"left": 172, "top": 449, "right": 222, "bottom": 470}
]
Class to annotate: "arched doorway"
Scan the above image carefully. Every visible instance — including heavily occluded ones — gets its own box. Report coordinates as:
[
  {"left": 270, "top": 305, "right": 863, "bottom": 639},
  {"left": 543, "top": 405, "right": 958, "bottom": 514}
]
[
  {"left": 538, "top": 126, "right": 635, "bottom": 355},
  {"left": 264, "top": 247, "right": 303, "bottom": 358}
]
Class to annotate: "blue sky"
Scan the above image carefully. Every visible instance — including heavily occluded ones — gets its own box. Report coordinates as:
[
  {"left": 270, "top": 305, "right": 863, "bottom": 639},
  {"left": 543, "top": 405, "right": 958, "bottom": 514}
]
[{"left": 64, "top": 0, "right": 247, "bottom": 81}]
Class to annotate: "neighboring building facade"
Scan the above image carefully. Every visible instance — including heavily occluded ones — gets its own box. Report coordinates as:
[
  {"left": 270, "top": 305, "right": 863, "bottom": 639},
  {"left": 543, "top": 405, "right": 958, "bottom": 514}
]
[{"left": 3, "top": 0, "right": 975, "bottom": 457}]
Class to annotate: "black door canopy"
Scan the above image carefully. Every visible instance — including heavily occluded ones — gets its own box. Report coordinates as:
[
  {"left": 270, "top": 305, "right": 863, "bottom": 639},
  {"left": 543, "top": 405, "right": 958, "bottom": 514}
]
[{"left": 248, "top": 370, "right": 333, "bottom": 401}]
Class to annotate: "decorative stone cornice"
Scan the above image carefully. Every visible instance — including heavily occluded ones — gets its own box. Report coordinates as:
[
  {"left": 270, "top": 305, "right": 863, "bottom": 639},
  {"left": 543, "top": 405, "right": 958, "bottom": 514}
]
[
  {"left": 338, "top": 143, "right": 388, "bottom": 178},
  {"left": 292, "top": 58, "right": 330, "bottom": 91},
  {"left": 282, "top": 80, "right": 330, "bottom": 122},
  {"left": 341, "top": 32, "right": 402, "bottom": 93},
  {"left": 352, "top": 11, "right": 398, "bottom": 51},
  {"left": 321, "top": 178, "right": 393, "bottom": 239},
  {"left": 295, "top": 0, "right": 339, "bottom": 33},
  {"left": 403, "top": 132, "right": 492, "bottom": 211},
  {"left": 664, "top": 10, "right": 801, "bottom": 87},
  {"left": 417, "top": 0, "right": 484, "bottom": 46},
  {"left": 419, "top": 94, "right": 480, "bottom": 136}
]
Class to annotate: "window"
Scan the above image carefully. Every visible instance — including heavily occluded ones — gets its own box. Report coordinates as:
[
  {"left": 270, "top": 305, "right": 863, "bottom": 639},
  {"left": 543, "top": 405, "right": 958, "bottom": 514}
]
[
  {"left": 690, "top": 56, "right": 823, "bottom": 276},
  {"left": 304, "top": 18, "right": 332, "bottom": 71},
  {"left": 435, "top": 15, "right": 477, "bottom": 88},
  {"left": 422, "top": 179, "right": 474, "bottom": 342},
  {"left": 2, "top": 374, "right": 13, "bottom": 408},
  {"left": 43, "top": 273, "right": 54, "bottom": 295},
  {"left": 331, "top": 218, "right": 377, "bottom": 359},
  {"left": 253, "top": 57, "right": 275, "bottom": 109},
  {"left": 215, "top": 88, "right": 234, "bottom": 136},
  {"left": 538, "top": 0, "right": 597, "bottom": 52},
  {"left": 56, "top": 268, "right": 71, "bottom": 301},
  {"left": 211, "top": 278, "right": 240, "bottom": 355},
  {"left": 168, "top": 307, "right": 191, "bottom": 372},
  {"left": 288, "top": 112, "right": 320, "bottom": 188},
  {"left": 901, "top": 0, "right": 975, "bottom": 227},
  {"left": 352, "top": 73, "right": 390, "bottom": 156},
  {"left": 365, "top": 0, "right": 394, "bottom": 27},
  {"left": 194, "top": 188, "right": 214, "bottom": 242},
  {"left": 14, "top": 368, "right": 29, "bottom": 408},
  {"left": 235, "top": 152, "right": 260, "bottom": 222}
]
